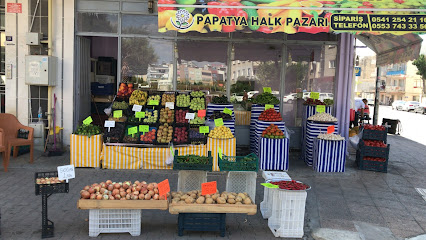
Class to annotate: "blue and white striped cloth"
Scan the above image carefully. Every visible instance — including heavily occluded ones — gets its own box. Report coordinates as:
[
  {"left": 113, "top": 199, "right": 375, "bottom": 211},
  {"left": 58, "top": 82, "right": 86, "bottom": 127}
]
[
  {"left": 304, "top": 120, "right": 339, "bottom": 166},
  {"left": 313, "top": 138, "right": 346, "bottom": 172},
  {"left": 259, "top": 137, "right": 289, "bottom": 171},
  {"left": 249, "top": 104, "right": 280, "bottom": 153},
  {"left": 251, "top": 120, "right": 286, "bottom": 155},
  {"left": 207, "top": 103, "right": 235, "bottom": 120},
  {"left": 205, "top": 119, "right": 235, "bottom": 135}
]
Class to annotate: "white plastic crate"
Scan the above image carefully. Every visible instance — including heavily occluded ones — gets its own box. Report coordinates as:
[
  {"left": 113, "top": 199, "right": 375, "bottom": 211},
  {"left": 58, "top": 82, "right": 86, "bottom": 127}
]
[
  {"left": 177, "top": 170, "right": 207, "bottom": 192},
  {"left": 225, "top": 171, "right": 257, "bottom": 203},
  {"left": 260, "top": 173, "right": 292, "bottom": 219},
  {"left": 268, "top": 190, "right": 307, "bottom": 238},
  {"left": 88, "top": 209, "right": 141, "bottom": 237}
]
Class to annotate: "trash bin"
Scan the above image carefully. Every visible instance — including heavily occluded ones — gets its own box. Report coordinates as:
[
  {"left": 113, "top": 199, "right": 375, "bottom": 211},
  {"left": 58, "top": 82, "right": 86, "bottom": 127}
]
[{"left": 382, "top": 118, "right": 400, "bottom": 134}]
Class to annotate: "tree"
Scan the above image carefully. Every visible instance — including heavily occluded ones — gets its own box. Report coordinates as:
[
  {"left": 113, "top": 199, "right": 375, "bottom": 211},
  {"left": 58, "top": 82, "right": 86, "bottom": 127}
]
[
  {"left": 121, "top": 38, "right": 158, "bottom": 79},
  {"left": 255, "top": 61, "right": 280, "bottom": 89},
  {"left": 413, "top": 54, "right": 426, "bottom": 95},
  {"left": 231, "top": 77, "right": 253, "bottom": 94}
]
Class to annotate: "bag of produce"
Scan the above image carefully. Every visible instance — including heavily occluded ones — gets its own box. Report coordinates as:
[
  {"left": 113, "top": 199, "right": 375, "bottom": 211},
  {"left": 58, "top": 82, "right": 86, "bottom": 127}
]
[{"left": 166, "top": 142, "right": 174, "bottom": 166}]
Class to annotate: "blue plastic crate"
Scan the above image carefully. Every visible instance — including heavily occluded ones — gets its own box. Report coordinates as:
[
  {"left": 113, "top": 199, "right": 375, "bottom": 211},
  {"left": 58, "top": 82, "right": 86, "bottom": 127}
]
[
  {"left": 91, "top": 83, "right": 115, "bottom": 96},
  {"left": 178, "top": 213, "right": 226, "bottom": 237}
]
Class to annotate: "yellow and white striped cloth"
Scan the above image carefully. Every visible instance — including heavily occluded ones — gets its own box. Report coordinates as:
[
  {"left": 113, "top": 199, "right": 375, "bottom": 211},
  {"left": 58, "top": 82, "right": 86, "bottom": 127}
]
[
  {"left": 235, "top": 111, "right": 251, "bottom": 126},
  {"left": 207, "top": 138, "right": 237, "bottom": 171},
  {"left": 70, "top": 134, "right": 103, "bottom": 168}
]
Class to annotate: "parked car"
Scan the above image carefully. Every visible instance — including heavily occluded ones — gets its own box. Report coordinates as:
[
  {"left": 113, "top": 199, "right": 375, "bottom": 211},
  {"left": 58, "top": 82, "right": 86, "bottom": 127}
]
[
  {"left": 414, "top": 104, "right": 426, "bottom": 114},
  {"left": 231, "top": 93, "right": 243, "bottom": 102},
  {"left": 302, "top": 92, "right": 311, "bottom": 100},
  {"left": 391, "top": 100, "right": 406, "bottom": 110},
  {"left": 367, "top": 98, "right": 375, "bottom": 106},
  {"left": 319, "top": 93, "right": 334, "bottom": 101},
  {"left": 247, "top": 91, "right": 259, "bottom": 99},
  {"left": 402, "top": 101, "right": 420, "bottom": 111},
  {"left": 283, "top": 93, "right": 297, "bottom": 103}
]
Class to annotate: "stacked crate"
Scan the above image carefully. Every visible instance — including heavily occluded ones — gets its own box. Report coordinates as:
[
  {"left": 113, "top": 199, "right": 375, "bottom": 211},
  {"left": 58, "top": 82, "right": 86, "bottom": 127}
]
[{"left": 356, "top": 126, "right": 389, "bottom": 173}]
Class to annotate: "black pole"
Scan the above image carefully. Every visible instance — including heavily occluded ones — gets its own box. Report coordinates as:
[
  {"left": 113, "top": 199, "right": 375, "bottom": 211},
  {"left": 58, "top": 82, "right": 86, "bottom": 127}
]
[{"left": 373, "top": 66, "right": 380, "bottom": 125}]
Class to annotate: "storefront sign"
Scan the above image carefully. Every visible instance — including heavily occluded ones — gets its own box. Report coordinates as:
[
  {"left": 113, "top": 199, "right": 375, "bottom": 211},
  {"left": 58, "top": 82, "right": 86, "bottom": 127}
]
[
  {"left": 355, "top": 67, "right": 361, "bottom": 76},
  {"left": 57, "top": 165, "right": 75, "bottom": 183},
  {"left": 7, "top": 3, "right": 22, "bottom": 13},
  {"left": 201, "top": 181, "right": 217, "bottom": 195}
]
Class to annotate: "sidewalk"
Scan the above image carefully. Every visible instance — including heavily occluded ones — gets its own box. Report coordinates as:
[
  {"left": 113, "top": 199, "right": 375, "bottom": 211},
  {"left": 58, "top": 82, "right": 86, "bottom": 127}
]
[{"left": 0, "top": 134, "right": 425, "bottom": 239}]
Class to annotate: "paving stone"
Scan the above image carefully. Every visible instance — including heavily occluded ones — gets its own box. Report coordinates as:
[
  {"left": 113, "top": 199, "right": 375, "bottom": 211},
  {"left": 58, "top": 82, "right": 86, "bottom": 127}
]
[
  {"left": 354, "top": 221, "right": 398, "bottom": 240},
  {"left": 311, "top": 228, "right": 361, "bottom": 240}
]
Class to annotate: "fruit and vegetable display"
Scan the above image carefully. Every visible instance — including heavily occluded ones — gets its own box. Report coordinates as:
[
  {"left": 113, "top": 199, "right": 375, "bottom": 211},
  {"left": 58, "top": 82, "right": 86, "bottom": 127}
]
[
  {"left": 79, "top": 180, "right": 169, "bottom": 200},
  {"left": 261, "top": 124, "right": 285, "bottom": 139},
  {"left": 209, "top": 126, "right": 234, "bottom": 139},
  {"left": 140, "top": 128, "right": 157, "bottom": 144},
  {"left": 209, "top": 111, "right": 232, "bottom": 120},
  {"left": 363, "top": 157, "right": 386, "bottom": 162},
  {"left": 176, "top": 155, "right": 210, "bottom": 164},
  {"left": 143, "top": 110, "right": 158, "bottom": 124},
  {"left": 160, "top": 107, "right": 175, "bottom": 123},
  {"left": 108, "top": 116, "right": 127, "bottom": 122},
  {"left": 161, "top": 93, "right": 176, "bottom": 106},
  {"left": 74, "top": 124, "right": 102, "bottom": 136},
  {"left": 362, "top": 140, "right": 387, "bottom": 148},
  {"left": 317, "top": 133, "right": 344, "bottom": 141},
  {"left": 251, "top": 92, "right": 279, "bottom": 105},
  {"left": 189, "top": 128, "right": 207, "bottom": 139},
  {"left": 190, "top": 91, "right": 204, "bottom": 98},
  {"left": 211, "top": 95, "right": 229, "bottom": 104},
  {"left": 190, "top": 116, "right": 205, "bottom": 125},
  {"left": 112, "top": 101, "right": 129, "bottom": 110},
  {"left": 117, "top": 83, "right": 134, "bottom": 98},
  {"left": 176, "top": 94, "right": 190, "bottom": 107},
  {"left": 363, "top": 124, "right": 386, "bottom": 131},
  {"left": 36, "top": 177, "right": 65, "bottom": 185},
  {"left": 129, "top": 90, "right": 148, "bottom": 105},
  {"left": 307, "top": 113, "right": 337, "bottom": 122},
  {"left": 323, "top": 99, "right": 334, "bottom": 106},
  {"left": 174, "top": 126, "right": 189, "bottom": 144},
  {"left": 190, "top": 97, "right": 205, "bottom": 111},
  {"left": 123, "top": 126, "right": 139, "bottom": 143},
  {"left": 147, "top": 95, "right": 161, "bottom": 104},
  {"left": 170, "top": 191, "right": 253, "bottom": 205},
  {"left": 303, "top": 98, "right": 325, "bottom": 106},
  {"left": 157, "top": 123, "right": 173, "bottom": 143},
  {"left": 175, "top": 109, "right": 189, "bottom": 124},
  {"left": 270, "top": 180, "right": 310, "bottom": 191},
  {"left": 258, "top": 109, "right": 282, "bottom": 122},
  {"left": 127, "top": 115, "right": 143, "bottom": 124},
  {"left": 104, "top": 123, "right": 125, "bottom": 142}
]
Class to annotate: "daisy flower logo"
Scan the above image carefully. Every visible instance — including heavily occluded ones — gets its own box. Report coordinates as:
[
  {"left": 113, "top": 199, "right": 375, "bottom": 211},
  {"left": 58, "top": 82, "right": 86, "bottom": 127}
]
[{"left": 171, "top": 9, "right": 194, "bottom": 30}]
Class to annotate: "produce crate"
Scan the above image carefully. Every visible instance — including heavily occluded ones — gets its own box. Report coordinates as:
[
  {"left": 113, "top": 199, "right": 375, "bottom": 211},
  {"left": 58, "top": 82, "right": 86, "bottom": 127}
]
[
  {"left": 103, "top": 122, "right": 125, "bottom": 143},
  {"left": 207, "top": 103, "right": 234, "bottom": 119},
  {"left": 169, "top": 203, "right": 257, "bottom": 215},
  {"left": 189, "top": 127, "right": 208, "bottom": 145},
  {"left": 260, "top": 187, "right": 278, "bottom": 219},
  {"left": 88, "top": 209, "right": 141, "bottom": 237},
  {"left": 358, "top": 140, "right": 390, "bottom": 159},
  {"left": 356, "top": 151, "right": 388, "bottom": 173},
  {"left": 218, "top": 153, "right": 258, "bottom": 172},
  {"left": 361, "top": 127, "right": 387, "bottom": 143},
  {"left": 178, "top": 213, "right": 226, "bottom": 237},
  {"left": 173, "top": 125, "right": 190, "bottom": 145},
  {"left": 91, "top": 83, "right": 115, "bottom": 96},
  {"left": 173, "top": 151, "right": 213, "bottom": 171},
  {"left": 177, "top": 170, "right": 207, "bottom": 192},
  {"left": 225, "top": 171, "right": 257, "bottom": 204},
  {"left": 139, "top": 126, "right": 157, "bottom": 145},
  {"left": 35, "top": 172, "right": 69, "bottom": 196}
]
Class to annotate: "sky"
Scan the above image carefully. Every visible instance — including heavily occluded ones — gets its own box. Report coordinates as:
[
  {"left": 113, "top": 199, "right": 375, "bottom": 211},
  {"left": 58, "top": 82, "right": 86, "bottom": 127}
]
[{"left": 356, "top": 35, "right": 426, "bottom": 57}]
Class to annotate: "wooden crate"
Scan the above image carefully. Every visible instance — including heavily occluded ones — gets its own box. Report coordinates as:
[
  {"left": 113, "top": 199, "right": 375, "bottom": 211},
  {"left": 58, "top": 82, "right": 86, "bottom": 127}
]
[
  {"left": 77, "top": 199, "right": 168, "bottom": 210},
  {"left": 169, "top": 203, "right": 257, "bottom": 215}
]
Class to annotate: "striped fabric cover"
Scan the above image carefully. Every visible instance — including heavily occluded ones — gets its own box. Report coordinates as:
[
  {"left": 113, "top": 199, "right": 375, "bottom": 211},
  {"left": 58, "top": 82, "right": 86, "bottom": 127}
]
[
  {"left": 259, "top": 137, "right": 289, "bottom": 171},
  {"left": 250, "top": 104, "right": 279, "bottom": 152},
  {"left": 207, "top": 103, "right": 235, "bottom": 119},
  {"left": 313, "top": 139, "right": 346, "bottom": 172},
  {"left": 235, "top": 111, "right": 251, "bottom": 126},
  {"left": 304, "top": 120, "right": 339, "bottom": 166},
  {"left": 207, "top": 137, "right": 236, "bottom": 171},
  {"left": 252, "top": 120, "right": 286, "bottom": 155},
  {"left": 70, "top": 134, "right": 103, "bottom": 168}
]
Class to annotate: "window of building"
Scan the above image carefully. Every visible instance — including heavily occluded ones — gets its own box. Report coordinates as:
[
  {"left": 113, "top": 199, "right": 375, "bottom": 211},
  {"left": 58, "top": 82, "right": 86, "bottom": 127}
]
[
  {"left": 247, "top": 68, "right": 251, "bottom": 77},
  {"left": 233, "top": 71, "right": 236, "bottom": 79},
  {"left": 329, "top": 60, "right": 336, "bottom": 68},
  {"left": 237, "top": 70, "right": 240, "bottom": 77},
  {"left": 242, "top": 69, "right": 246, "bottom": 76},
  {"left": 393, "top": 80, "right": 397, "bottom": 86},
  {"left": 77, "top": 13, "right": 119, "bottom": 33}
]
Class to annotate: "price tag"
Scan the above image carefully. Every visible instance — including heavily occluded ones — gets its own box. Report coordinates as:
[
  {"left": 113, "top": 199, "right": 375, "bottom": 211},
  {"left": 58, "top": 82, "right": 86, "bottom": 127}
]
[
  {"left": 265, "top": 104, "right": 274, "bottom": 110},
  {"left": 199, "top": 126, "right": 209, "bottom": 134},
  {"left": 260, "top": 183, "right": 279, "bottom": 188},
  {"left": 170, "top": 146, "right": 174, "bottom": 157},
  {"left": 185, "top": 113, "right": 195, "bottom": 120},
  {"left": 223, "top": 108, "right": 233, "bottom": 115},
  {"left": 128, "top": 126, "right": 138, "bottom": 136},
  {"left": 263, "top": 87, "right": 272, "bottom": 93},
  {"left": 310, "top": 92, "right": 320, "bottom": 100},
  {"left": 57, "top": 164, "right": 75, "bottom": 183},
  {"left": 316, "top": 105, "right": 325, "bottom": 113},
  {"left": 132, "top": 105, "right": 143, "bottom": 112},
  {"left": 165, "top": 102, "right": 174, "bottom": 110},
  {"left": 198, "top": 109, "right": 206, "bottom": 118},
  {"left": 104, "top": 121, "right": 116, "bottom": 128},
  {"left": 158, "top": 179, "right": 170, "bottom": 200},
  {"left": 214, "top": 118, "right": 224, "bottom": 127},
  {"left": 201, "top": 181, "right": 217, "bottom": 196},
  {"left": 135, "top": 111, "right": 145, "bottom": 119},
  {"left": 139, "top": 125, "right": 149, "bottom": 133},
  {"left": 218, "top": 147, "right": 223, "bottom": 159},
  {"left": 327, "top": 125, "right": 335, "bottom": 134},
  {"left": 113, "top": 110, "right": 122, "bottom": 118},
  {"left": 149, "top": 100, "right": 159, "bottom": 105},
  {"left": 83, "top": 116, "right": 93, "bottom": 125}
]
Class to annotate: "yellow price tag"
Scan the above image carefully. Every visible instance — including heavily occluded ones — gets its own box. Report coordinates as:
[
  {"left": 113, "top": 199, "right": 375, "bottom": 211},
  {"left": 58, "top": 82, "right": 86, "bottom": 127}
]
[
  {"left": 218, "top": 147, "right": 223, "bottom": 159},
  {"left": 139, "top": 125, "right": 149, "bottom": 133},
  {"left": 113, "top": 110, "right": 123, "bottom": 118},
  {"left": 199, "top": 126, "right": 209, "bottom": 134},
  {"left": 128, "top": 126, "right": 138, "bottom": 135},
  {"left": 135, "top": 112, "right": 145, "bottom": 119},
  {"left": 310, "top": 92, "right": 320, "bottom": 100},
  {"left": 214, "top": 118, "right": 224, "bottom": 127},
  {"left": 83, "top": 116, "right": 93, "bottom": 125},
  {"left": 149, "top": 100, "right": 159, "bottom": 105},
  {"left": 316, "top": 105, "right": 325, "bottom": 113},
  {"left": 223, "top": 108, "right": 233, "bottom": 115},
  {"left": 265, "top": 104, "right": 274, "bottom": 110},
  {"left": 263, "top": 87, "right": 272, "bottom": 93}
]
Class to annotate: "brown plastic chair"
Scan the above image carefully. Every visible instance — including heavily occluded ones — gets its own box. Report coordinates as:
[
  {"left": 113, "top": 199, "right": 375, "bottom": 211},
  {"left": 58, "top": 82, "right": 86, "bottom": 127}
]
[
  {"left": 0, "top": 113, "right": 34, "bottom": 172},
  {"left": 0, "top": 128, "right": 7, "bottom": 170}
]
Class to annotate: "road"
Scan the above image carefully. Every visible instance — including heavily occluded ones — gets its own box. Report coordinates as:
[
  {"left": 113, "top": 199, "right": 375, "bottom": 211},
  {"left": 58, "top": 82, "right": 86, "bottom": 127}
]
[{"left": 372, "top": 105, "right": 426, "bottom": 145}]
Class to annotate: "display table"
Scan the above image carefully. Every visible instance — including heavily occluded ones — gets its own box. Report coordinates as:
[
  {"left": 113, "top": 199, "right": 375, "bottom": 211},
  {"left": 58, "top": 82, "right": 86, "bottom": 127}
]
[
  {"left": 169, "top": 203, "right": 257, "bottom": 215},
  {"left": 70, "top": 134, "right": 103, "bottom": 168},
  {"left": 250, "top": 104, "right": 279, "bottom": 152},
  {"left": 304, "top": 121, "right": 339, "bottom": 166},
  {"left": 234, "top": 111, "right": 251, "bottom": 126},
  {"left": 313, "top": 139, "right": 347, "bottom": 172},
  {"left": 258, "top": 137, "right": 289, "bottom": 171},
  {"left": 252, "top": 120, "right": 286, "bottom": 155},
  {"left": 207, "top": 138, "right": 236, "bottom": 171}
]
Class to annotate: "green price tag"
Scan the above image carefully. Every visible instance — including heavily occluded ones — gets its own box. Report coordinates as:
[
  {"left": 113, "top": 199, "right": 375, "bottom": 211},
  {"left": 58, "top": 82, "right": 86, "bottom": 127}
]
[
  {"left": 83, "top": 116, "right": 92, "bottom": 125},
  {"left": 223, "top": 108, "right": 233, "bottom": 115},
  {"left": 128, "top": 126, "right": 138, "bottom": 135},
  {"left": 199, "top": 126, "right": 209, "bottom": 134},
  {"left": 263, "top": 87, "right": 272, "bottom": 93},
  {"left": 316, "top": 105, "right": 325, "bottom": 113},
  {"left": 261, "top": 183, "right": 279, "bottom": 188},
  {"left": 170, "top": 146, "right": 174, "bottom": 156},
  {"left": 214, "top": 118, "right": 224, "bottom": 127},
  {"left": 265, "top": 104, "right": 274, "bottom": 110},
  {"left": 135, "top": 111, "right": 145, "bottom": 119},
  {"left": 139, "top": 125, "right": 149, "bottom": 133},
  {"left": 113, "top": 110, "right": 123, "bottom": 118},
  {"left": 218, "top": 147, "right": 223, "bottom": 159},
  {"left": 310, "top": 92, "right": 320, "bottom": 100},
  {"left": 149, "top": 100, "right": 159, "bottom": 105}
]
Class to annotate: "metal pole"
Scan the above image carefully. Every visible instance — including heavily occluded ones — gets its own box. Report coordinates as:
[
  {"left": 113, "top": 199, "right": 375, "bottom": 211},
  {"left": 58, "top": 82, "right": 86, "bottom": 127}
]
[
  {"left": 373, "top": 66, "right": 380, "bottom": 125},
  {"left": 226, "top": 42, "right": 233, "bottom": 100}
]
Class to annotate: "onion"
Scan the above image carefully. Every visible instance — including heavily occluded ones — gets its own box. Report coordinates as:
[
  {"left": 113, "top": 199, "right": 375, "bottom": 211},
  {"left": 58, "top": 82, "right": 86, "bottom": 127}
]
[
  {"left": 94, "top": 186, "right": 100, "bottom": 193},
  {"left": 114, "top": 183, "right": 121, "bottom": 189},
  {"left": 88, "top": 188, "right": 95, "bottom": 194},
  {"left": 109, "top": 196, "right": 115, "bottom": 200},
  {"left": 126, "top": 194, "right": 131, "bottom": 200},
  {"left": 139, "top": 194, "right": 145, "bottom": 200},
  {"left": 103, "top": 195, "right": 109, "bottom": 200},
  {"left": 120, "top": 191, "right": 126, "bottom": 198},
  {"left": 81, "top": 191, "right": 90, "bottom": 199},
  {"left": 159, "top": 195, "right": 166, "bottom": 200},
  {"left": 131, "top": 186, "right": 136, "bottom": 192},
  {"left": 147, "top": 184, "right": 154, "bottom": 191},
  {"left": 148, "top": 190, "right": 155, "bottom": 196},
  {"left": 84, "top": 185, "right": 90, "bottom": 191},
  {"left": 152, "top": 183, "right": 158, "bottom": 188},
  {"left": 106, "top": 180, "right": 112, "bottom": 185},
  {"left": 141, "top": 188, "right": 148, "bottom": 194},
  {"left": 100, "top": 182, "right": 106, "bottom": 188},
  {"left": 100, "top": 188, "right": 106, "bottom": 194},
  {"left": 166, "top": 192, "right": 170, "bottom": 197},
  {"left": 134, "top": 181, "right": 140, "bottom": 185},
  {"left": 90, "top": 193, "right": 96, "bottom": 200},
  {"left": 115, "top": 194, "right": 121, "bottom": 200},
  {"left": 119, "top": 187, "right": 125, "bottom": 192},
  {"left": 123, "top": 184, "right": 129, "bottom": 190},
  {"left": 107, "top": 185, "right": 114, "bottom": 191},
  {"left": 144, "top": 194, "right": 151, "bottom": 200},
  {"left": 96, "top": 195, "right": 103, "bottom": 200},
  {"left": 141, "top": 181, "right": 147, "bottom": 185},
  {"left": 131, "top": 195, "right": 139, "bottom": 200},
  {"left": 133, "top": 191, "right": 139, "bottom": 196},
  {"left": 112, "top": 189, "right": 119, "bottom": 196},
  {"left": 126, "top": 189, "right": 131, "bottom": 194},
  {"left": 135, "top": 185, "right": 141, "bottom": 192},
  {"left": 91, "top": 183, "right": 98, "bottom": 187},
  {"left": 154, "top": 188, "right": 159, "bottom": 194},
  {"left": 153, "top": 194, "right": 159, "bottom": 200},
  {"left": 141, "top": 183, "right": 147, "bottom": 189}
]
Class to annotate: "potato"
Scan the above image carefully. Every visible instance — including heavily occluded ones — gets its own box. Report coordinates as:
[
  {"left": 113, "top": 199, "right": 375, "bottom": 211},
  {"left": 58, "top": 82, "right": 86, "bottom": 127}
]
[
  {"left": 171, "top": 192, "right": 177, "bottom": 197},
  {"left": 235, "top": 202, "right": 242, "bottom": 205},
  {"left": 205, "top": 194, "right": 211, "bottom": 198},
  {"left": 196, "top": 196, "right": 205, "bottom": 204},
  {"left": 190, "top": 193, "right": 197, "bottom": 199},
  {"left": 211, "top": 194, "right": 219, "bottom": 201},
  {"left": 228, "top": 194, "right": 236, "bottom": 199},
  {"left": 177, "top": 191, "right": 183, "bottom": 195},
  {"left": 237, "top": 193, "right": 246, "bottom": 200},
  {"left": 230, "top": 192, "right": 237, "bottom": 196},
  {"left": 216, "top": 197, "right": 226, "bottom": 204},
  {"left": 172, "top": 199, "right": 180, "bottom": 203},
  {"left": 205, "top": 198, "right": 214, "bottom": 204},
  {"left": 178, "top": 200, "right": 186, "bottom": 204},
  {"left": 235, "top": 196, "right": 243, "bottom": 202},
  {"left": 173, "top": 197, "right": 181, "bottom": 202},
  {"left": 220, "top": 193, "right": 228, "bottom": 200},
  {"left": 243, "top": 197, "right": 252, "bottom": 204},
  {"left": 185, "top": 197, "right": 194, "bottom": 204},
  {"left": 180, "top": 194, "right": 189, "bottom": 200},
  {"left": 227, "top": 198, "right": 236, "bottom": 204}
]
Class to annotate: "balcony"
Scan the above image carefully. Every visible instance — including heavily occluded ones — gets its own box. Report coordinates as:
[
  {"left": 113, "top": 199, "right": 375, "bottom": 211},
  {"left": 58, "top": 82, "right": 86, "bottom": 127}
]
[{"left": 385, "top": 86, "right": 405, "bottom": 92}]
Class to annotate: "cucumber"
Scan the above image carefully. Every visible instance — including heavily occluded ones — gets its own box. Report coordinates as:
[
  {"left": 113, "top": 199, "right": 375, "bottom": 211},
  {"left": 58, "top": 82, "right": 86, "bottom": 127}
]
[{"left": 241, "top": 1, "right": 260, "bottom": 31}]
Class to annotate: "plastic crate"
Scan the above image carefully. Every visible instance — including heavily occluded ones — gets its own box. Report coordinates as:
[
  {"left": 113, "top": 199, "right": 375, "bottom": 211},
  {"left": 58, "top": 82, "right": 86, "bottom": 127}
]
[
  {"left": 103, "top": 122, "right": 125, "bottom": 143},
  {"left": 225, "top": 171, "right": 257, "bottom": 203},
  {"left": 88, "top": 209, "right": 141, "bottom": 237},
  {"left": 91, "top": 83, "right": 115, "bottom": 96},
  {"left": 218, "top": 153, "right": 258, "bottom": 172},
  {"left": 178, "top": 213, "right": 226, "bottom": 237},
  {"left": 173, "top": 151, "right": 213, "bottom": 171},
  {"left": 358, "top": 140, "right": 390, "bottom": 159},
  {"left": 35, "top": 172, "right": 69, "bottom": 196},
  {"left": 177, "top": 170, "right": 207, "bottom": 192},
  {"left": 356, "top": 151, "right": 388, "bottom": 173},
  {"left": 268, "top": 190, "right": 307, "bottom": 238},
  {"left": 362, "top": 128, "right": 387, "bottom": 143},
  {"left": 260, "top": 187, "right": 279, "bottom": 219}
]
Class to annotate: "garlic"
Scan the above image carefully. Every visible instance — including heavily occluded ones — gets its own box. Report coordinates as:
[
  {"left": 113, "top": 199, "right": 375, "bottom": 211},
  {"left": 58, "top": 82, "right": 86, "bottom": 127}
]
[
  {"left": 317, "top": 133, "right": 345, "bottom": 141},
  {"left": 308, "top": 113, "right": 337, "bottom": 122}
]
